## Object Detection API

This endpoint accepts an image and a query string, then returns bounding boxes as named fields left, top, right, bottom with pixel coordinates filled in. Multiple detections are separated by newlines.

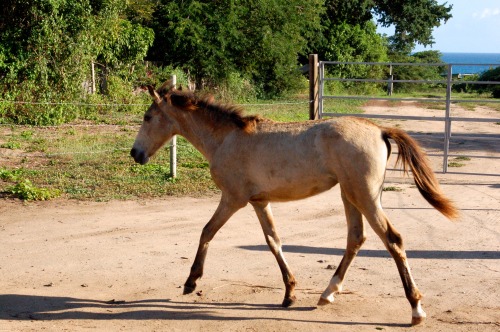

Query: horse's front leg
left=183, top=196, right=243, bottom=295
left=251, top=201, right=297, bottom=307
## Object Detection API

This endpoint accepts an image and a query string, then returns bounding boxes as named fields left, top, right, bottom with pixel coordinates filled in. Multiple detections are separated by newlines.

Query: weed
left=448, top=162, right=465, bottom=167
left=1, top=141, right=21, bottom=149
left=382, top=186, right=403, bottom=192
left=6, top=179, right=60, bottom=201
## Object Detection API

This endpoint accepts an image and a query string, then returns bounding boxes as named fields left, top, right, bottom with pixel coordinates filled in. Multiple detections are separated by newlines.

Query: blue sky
left=378, top=1, right=500, bottom=53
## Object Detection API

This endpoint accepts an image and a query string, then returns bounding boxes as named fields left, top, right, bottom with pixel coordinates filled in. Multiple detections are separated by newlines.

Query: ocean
left=441, top=52, right=500, bottom=75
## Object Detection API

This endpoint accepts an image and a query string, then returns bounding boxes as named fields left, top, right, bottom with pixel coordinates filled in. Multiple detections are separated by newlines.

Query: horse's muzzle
left=130, top=148, right=149, bottom=165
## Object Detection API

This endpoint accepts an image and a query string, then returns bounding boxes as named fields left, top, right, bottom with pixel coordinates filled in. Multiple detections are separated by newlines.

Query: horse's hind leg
left=362, top=204, right=426, bottom=326
left=318, top=188, right=366, bottom=305
left=251, top=201, right=297, bottom=307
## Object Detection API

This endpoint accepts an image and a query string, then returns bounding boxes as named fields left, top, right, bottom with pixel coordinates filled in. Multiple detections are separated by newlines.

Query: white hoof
left=317, top=293, right=334, bottom=306
left=411, top=303, right=427, bottom=325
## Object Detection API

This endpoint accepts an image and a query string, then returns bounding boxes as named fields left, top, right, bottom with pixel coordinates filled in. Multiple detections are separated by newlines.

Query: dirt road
left=1, top=103, right=499, bottom=331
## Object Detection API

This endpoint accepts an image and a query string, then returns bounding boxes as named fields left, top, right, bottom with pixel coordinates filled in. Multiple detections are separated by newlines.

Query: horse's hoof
left=282, top=296, right=296, bottom=308
left=183, top=284, right=196, bottom=295
left=411, top=315, right=425, bottom=326
left=411, top=302, right=426, bottom=325
left=317, top=297, right=332, bottom=306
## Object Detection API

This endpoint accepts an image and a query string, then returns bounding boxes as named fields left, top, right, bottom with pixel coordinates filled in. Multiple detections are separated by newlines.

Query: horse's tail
left=382, top=127, right=459, bottom=220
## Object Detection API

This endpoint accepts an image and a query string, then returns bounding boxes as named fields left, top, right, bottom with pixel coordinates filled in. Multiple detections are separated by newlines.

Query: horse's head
left=130, top=82, right=178, bottom=165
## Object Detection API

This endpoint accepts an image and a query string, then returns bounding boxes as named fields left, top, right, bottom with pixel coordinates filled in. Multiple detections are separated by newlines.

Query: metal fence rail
left=313, top=58, right=500, bottom=173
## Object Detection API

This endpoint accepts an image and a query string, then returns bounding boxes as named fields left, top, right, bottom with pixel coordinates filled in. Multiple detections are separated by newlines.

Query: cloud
left=473, top=8, right=500, bottom=19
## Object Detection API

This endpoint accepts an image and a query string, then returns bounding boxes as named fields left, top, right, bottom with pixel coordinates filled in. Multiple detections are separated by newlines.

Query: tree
left=374, top=0, right=452, bottom=52
left=388, top=50, right=445, bottom=92
left=309, top=0, right=453, bottom=60
left=147, top=0, right=323, bottom=96
left=0, top=0, right=154, bottom=124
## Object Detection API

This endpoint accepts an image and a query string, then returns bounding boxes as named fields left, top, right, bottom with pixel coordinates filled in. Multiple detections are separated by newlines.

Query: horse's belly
left=253, top=175, right=337, bottom=202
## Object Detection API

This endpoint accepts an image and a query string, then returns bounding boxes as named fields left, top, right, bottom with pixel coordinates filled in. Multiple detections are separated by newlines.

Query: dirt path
left=1, top=103, right=499, bottom=331
left=1, top=174, right=499, bottom=331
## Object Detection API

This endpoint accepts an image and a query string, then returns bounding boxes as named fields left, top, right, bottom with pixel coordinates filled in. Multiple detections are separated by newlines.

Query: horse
left=130, top=82, right=458, bottom=326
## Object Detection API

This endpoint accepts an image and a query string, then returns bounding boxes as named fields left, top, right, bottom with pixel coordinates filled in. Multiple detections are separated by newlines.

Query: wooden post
left=170, top=74, right=177, bottom=178
left=309, top=54, right=319, bottom=120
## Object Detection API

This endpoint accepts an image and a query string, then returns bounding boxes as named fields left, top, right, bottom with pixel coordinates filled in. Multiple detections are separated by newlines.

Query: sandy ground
left=1, top=103, right=499, bottom=331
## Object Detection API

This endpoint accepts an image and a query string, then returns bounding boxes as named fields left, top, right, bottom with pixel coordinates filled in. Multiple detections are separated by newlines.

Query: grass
left=382, top=186, right=403, bottom=192
left=0, top=91, right=495, bottom=202
left=2, top=96, right=363, bottom=201
left=447, top=156, right=471, bottom=168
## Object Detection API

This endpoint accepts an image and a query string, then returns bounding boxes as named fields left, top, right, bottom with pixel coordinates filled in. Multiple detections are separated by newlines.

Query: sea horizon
left=440, top=52, right=500, bottom=74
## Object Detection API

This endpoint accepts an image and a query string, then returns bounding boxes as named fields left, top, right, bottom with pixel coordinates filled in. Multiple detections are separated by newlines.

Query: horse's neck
left=175, top=112, right=231, bottom=163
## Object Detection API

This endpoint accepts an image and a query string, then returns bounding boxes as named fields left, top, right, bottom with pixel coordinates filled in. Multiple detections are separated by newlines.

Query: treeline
left=1, top=0, right=455, bottom=124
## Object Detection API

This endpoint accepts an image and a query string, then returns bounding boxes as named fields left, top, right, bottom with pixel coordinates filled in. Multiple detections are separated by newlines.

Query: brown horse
left=130, top=82, right=458, bottom=326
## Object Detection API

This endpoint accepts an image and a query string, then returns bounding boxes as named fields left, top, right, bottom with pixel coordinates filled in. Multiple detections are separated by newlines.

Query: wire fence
left=315, top=60, right=500, bottom=174
left=0, top=99, right=310, bottom=169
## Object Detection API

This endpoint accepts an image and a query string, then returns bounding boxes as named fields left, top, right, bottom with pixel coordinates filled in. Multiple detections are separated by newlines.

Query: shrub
left=6, top=179, right=61, bottom=201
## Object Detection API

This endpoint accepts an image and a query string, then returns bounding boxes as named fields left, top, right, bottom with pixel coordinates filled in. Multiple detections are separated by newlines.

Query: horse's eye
left=144, top=114, right=152, bottom=122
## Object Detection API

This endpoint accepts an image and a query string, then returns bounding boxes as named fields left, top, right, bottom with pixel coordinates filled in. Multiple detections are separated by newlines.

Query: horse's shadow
left=239, top=245, right=500, bottom=260
left=0, top=294, right=407, bottom=327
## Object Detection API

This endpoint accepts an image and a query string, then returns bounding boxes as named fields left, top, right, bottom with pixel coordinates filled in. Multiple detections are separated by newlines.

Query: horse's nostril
left=130, top=147, right=149, bottom=164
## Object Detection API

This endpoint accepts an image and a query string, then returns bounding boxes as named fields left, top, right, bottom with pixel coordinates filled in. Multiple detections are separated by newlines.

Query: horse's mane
left=165, top=89, right=263, bottom=133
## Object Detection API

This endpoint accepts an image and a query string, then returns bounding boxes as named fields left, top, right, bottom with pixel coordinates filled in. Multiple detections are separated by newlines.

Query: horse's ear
left=147, top=85, right=161, bottom=104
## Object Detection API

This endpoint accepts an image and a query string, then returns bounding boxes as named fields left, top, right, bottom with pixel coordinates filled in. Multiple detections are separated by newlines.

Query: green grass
left=2, top=96, right=346, bottom=201
left=382, top=186, right=403, bottom=192
left=1, top=92, right=495, bottom=202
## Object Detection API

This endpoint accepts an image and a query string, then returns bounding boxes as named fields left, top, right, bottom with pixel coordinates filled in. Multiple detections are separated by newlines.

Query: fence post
left=443, top=64, right=452, bottom=173
left=91, top=62, right=96, bottom=94
left=309, top=54, right=319, bottom=120
left=170, top=74, right=177, bottom=178
left=387, top=64, right=393, bottom=96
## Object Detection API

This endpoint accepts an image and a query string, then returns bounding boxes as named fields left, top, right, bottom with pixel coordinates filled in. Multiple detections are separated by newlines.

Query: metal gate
left=308, top=55, right=500, bottom=173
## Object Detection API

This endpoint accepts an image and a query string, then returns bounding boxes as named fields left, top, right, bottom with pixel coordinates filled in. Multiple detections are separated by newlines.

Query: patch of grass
left=447, top=162, right=465, bottom=168
left=0, top=141, right=21, bottom=149
left=382, top=186, right=403, bottom=192
left=453, top=156, right=471, bottom=161
left=6, top=179, right=60, bottom=201
left=5, top=92, right=465, bottom=201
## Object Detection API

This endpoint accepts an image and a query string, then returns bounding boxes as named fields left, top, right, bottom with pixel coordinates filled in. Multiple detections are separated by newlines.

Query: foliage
left=315, top=21, right=388, bottom=94
left=452, top=74, right=479, bottom=94
left=6, top=179, right=61, bottom=201
left=0, top=0, right=154, bottom=125
left=372, top=0, right=452, bottom=52
left=388, top=50, right=446, bottom=92
left=477, top=67, right=500, bottom=98
left=309, top=0, right=452, bottom=58
left=0, top=0, right=456, bottom=124
left=147, top=0, right=323, bottom=97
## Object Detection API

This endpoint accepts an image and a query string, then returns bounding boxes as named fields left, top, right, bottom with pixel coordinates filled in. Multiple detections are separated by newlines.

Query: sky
left=378, top=0, right=500, bottom=53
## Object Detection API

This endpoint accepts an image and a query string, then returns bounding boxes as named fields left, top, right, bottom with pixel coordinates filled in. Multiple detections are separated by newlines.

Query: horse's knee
left=386, top=224, right=403, bottom=247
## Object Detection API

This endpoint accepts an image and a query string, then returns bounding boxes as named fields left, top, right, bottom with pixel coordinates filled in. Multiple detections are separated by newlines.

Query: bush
left=6, top=179, right=60, bottom=201
left=479, top=67, right=500, bottom=98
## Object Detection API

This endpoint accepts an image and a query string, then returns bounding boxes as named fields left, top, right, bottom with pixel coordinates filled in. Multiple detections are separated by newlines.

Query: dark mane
left=167, top=90, right=262, bottom=132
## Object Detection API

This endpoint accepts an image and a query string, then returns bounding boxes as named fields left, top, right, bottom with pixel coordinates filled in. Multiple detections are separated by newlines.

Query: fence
left=308, top=54, right=500, bottom=174
left=0, top=74, right=309, bottom=179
